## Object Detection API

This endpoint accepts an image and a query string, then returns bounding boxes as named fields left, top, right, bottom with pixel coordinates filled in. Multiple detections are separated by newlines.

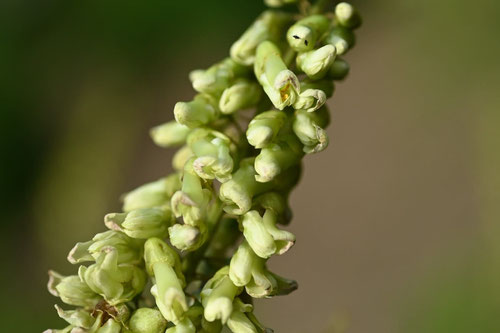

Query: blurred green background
left=1, top=0, right=500, bottom=331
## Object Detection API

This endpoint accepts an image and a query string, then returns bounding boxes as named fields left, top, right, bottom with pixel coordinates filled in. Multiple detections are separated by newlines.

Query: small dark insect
left=293, top=35, right=300, bottom=39
left=304, top=40, right=309, bottom=46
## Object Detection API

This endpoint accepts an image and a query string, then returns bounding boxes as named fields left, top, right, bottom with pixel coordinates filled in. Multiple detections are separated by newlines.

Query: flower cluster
left=46, top=1, right=361, bottom=332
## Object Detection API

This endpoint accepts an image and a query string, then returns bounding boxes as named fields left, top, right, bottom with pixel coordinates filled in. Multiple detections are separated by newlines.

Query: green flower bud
left=328, top=57, right=350, bottom=80
left=219, top=79, right=262, bottom=114
left=253, top=192, right=288, bottom=224
left=96, top=318, right=121, bottom=333
left=188, top=128, right=234, bottom=183
left=144, top=238, right=187, bottom=324
left=264, top=0, right=297, bottom=7
left=293, top=88, right=326, bottom=112
left=54, top=305, right=95, bottom=329
left=296, top=44, right=336, bottom=79
left=335, top=2, right=362, bottom=30
left=227, top=299, right=270, bottom=333
left=171, top=159, right=213, bottom=238
left=300, top=79, right=335, bottom=98
left=104, top=207, right=173, bottom=239
left=68, top=230, right=143, bottom=265
left=201, top=267, right=242, bottom=324
left=122, top=176, right=180, bottom=212
left=81, top=247, right=147, bottom=305
left=219, top=158, right=274, bottom=215
left=293, top=106, right=330, bottom=154
left=47, top=271, right=101, bottom=308
left=230, top=11, right=292, bottom=66
left=150, top=121, right=191, bottom=148
left=286, top=15, right=330, bottom=52
left=254, top=135, right=303, bottom=183
left=241, top=209, right=295, bottom=258
left=168, top=224, right=203, bottom=252
left=174, top=94, right=219, bottom=128
left=129, top=308, right=168, bottom=333
left=165, top=318, right=196, bottom=333
left=324, top=26, right=355, bottom=56
left=173, top=146, right=194, bottom=172
left=246, top=110, right=287, bottom=149
left=254, top=41, right=300, bottom=110
left=191, top=58, right=249, bottom=96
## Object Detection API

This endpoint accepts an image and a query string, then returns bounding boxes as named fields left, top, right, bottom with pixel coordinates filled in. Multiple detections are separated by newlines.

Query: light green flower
left=187, top=128, right=235, bottom=183
left=246, top=110, right=287, bottom=149
left=173, top=146, right=194, bottom=171
left=240, top=209, right=295, bottom=258
left=328, top=57, right=350, bottom=80
left=219, top=158, right=274, bottom=215
left=190, top=58, right=249, bottom=96
left=168, top=224, right=202, bottom=252
left=47, top=271, right=101, bottom=308
left=254, top=135, right=303, bottom=183
left=129, top=308, right=168, bottom=333
left=254, top=41, right=300, bottom=110
left=230, top=11, right=292, bottom=66
left=122, top=175, right=181, bottom=212
left=174, top=94, right=219, bottom=128
left=286, top=14, right=330, bottom=52
left=219, top=79, right=262, bottom=114
left=293, top=106, right=330, bottom=153
left=104, top=207, right=173, bottom=239
left=150, top=120, right=191, bottom=148
left=293, top=88, right=327, bottom=112
left=201, top=267, right=243, bottom=324
left=144, top=237, right=187, bottom=324
left=68, top=230, right=143, bottom=265
left=95, top=318, right=122, bottom=333
left=227, top=298, right=271, bottom=333
left=296, top=44, right=337, bottom=79
left=264, top=0, right=297, bottom=7
left=335, top=2, right=362, bottom=30
left=324, top=26, right=355, bottom=55
left=80, top=247, right=147, bottom=305
left=54, top=305, right=95, bottom=329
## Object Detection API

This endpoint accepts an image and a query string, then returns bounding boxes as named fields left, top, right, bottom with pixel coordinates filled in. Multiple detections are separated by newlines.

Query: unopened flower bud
left=47, top=271, right=101, bottom=308
left=219, top=80, right=262, bottom=114
left=335, top=2, right=362, bottom=30
left=96, top=318, right=121, bottom=333
left=144, top=238, right=187, bottom=324
left=104, top=207, right=173, bottom=239
left=165, top=317, right=196, bottom=333
left=219, top=158, right=274, bottom=215
left=254, top=41, right=300, bottom=110
left=254, top=136, right=303, bottom=183
left=293, top=106, right=330, bottom=154
left=286, top=15, right=330, bottom=52
left=173, top=146, right=194, bottom=171
left=129, top=308, right=168, bottom=333
left=174, top=94, right=219, bottom=128
left=246, top=110, right=287, bottom=149
left=150, top=121, right=191, bottom=148
left=168, top=224, right=203, bottom=252
left=122, top=176, right=179, bottom=212
left=324, top=26, right=355, bottom=55
left=328, top=57, right=350, bottom=80
left=201, top=267, right=242, bottom=324
left=296, top=44, right=336, bottom=79
left=191, top=58, right=249, bottom=96
left=231, top=11, right=292, bottom=65
left=227, top=299, right=271, bottom=333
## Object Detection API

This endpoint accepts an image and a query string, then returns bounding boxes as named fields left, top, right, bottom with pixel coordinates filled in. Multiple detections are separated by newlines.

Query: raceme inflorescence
left=46, top=1, right=361, bottom=332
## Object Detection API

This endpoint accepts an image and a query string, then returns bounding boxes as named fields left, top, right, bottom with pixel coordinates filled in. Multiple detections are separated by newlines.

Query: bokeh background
left=1, top=0, right=500, bottom=332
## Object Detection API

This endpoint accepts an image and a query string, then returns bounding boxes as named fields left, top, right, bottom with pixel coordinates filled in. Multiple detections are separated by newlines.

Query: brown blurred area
left=1, top=0, right=500, bottom=332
